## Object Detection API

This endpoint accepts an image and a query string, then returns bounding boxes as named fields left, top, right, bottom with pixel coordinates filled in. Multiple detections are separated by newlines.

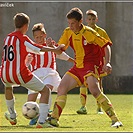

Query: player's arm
left=25, top=53, right=33, bottom=67
left=40, top=45, right=64, bottom=55
left=90, top=30, right=112, bottom=74
left=46, top=37, right=73, bottom=62
left=67, top=57, right=75, bottom=63
left=103, top=45, right=112, bottom=74
left=24, top=40, right=64, bottom=55
left=56, top=52, right=75, bottom=63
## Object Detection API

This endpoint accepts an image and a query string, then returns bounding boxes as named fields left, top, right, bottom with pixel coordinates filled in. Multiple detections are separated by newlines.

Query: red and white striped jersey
left=1, top=31, right=43, bottom=84
left=30, top=44, right=56, bottom=71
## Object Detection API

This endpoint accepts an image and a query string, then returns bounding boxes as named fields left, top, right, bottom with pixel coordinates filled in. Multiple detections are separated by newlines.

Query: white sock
left=38, top=103, right=49, bottom=123
left=6, top=99, right=16, bottom=119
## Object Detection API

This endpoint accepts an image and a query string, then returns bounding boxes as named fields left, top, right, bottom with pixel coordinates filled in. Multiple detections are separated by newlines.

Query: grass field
left=0, top=93, right=132, bottom=132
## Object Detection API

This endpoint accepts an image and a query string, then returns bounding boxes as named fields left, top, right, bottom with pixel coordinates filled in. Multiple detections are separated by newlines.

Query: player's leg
left=28, top=92, right=38, bottom=101
left=96, top=77, right=104, bottom=114
left=27, top=90, right=39, bottom=125
left=86, top=75, right=123, bottom=127
left=43, top=72, right=61, bottom=112
left=28, top=86, right=53, bottom=125
left=76, top=85, right=88, bottom=114
left=43, top=84, right=53, bottom=114
left=4, top=86, right=17, bottom=125
left=23, top=76, right=53, bottom=128
left=48, top=73, right=78, bottom=127
left=36, top=85, right=53, bottom=128
left=29, top=70, right=61, bottom=126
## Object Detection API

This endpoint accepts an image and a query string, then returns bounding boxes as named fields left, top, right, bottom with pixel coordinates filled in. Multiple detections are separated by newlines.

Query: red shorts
left=66, top=63, right=100, bottom=87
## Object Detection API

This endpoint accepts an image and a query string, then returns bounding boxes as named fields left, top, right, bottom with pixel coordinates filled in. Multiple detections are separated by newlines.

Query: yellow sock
left=51, top=95, right=67, bottom=120
left=96, top=92, right=119, bottom=122
left=80, top=86, right=88, bottom=107
left=97, top=79, right=103, bottom=109
left=97, top=86, right=103, bottom=109
left=97, top=101, right=101, bottom=109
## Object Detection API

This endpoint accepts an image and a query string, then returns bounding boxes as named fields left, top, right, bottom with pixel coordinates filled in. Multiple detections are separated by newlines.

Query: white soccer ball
left=22, top=101, right=39, bottom=119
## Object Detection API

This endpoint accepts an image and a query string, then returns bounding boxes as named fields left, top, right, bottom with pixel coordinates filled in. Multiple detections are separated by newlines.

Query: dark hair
left=32, top=23, right=46, bottom=34
left=66, top=7, right=83, bottom=21
left=13, top=13, right=30, bottom=28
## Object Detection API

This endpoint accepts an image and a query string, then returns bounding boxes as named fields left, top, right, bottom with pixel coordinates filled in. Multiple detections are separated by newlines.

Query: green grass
left=0, top=93, right=132, bottom=132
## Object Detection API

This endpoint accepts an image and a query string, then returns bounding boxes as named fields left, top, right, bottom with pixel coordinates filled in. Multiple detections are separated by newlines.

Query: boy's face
left=33, top=30, right=46, bottom=45
left=86, top=15, right=98, bottom=28
left=67, top=18, right=82, bottom=32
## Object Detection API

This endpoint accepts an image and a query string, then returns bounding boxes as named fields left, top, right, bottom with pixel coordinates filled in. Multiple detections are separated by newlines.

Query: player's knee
left=91, top=91, right=100, bottom=98
left=46, top=84, right=53, bottom=91
left=40, top=85, right=50, bottom=94
left=57, top=85, right=67, bottom=95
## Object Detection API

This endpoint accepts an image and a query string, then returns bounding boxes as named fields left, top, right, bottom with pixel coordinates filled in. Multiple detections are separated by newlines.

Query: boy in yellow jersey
left=77, top=9, right=111, bottom=115
left=47, top=7, right=123, bottom=128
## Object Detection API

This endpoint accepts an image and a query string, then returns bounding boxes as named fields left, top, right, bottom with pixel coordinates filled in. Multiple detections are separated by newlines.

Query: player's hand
left=25, top=53, right=33, bottom=67
left=55, top=44, right=65, bottom=55
left=102, top=63, right=112, bottom=74
left=46, top=37, right=56, bottom=47
left=57, top=44, right=65, bottom=51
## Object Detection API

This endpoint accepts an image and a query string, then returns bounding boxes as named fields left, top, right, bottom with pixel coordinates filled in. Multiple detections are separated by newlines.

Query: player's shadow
left=0, top=125, right=36, bottom=128
left=0, top=125, right=73, bottom=130
left=59, top=126, right=73, bottom=128
left=62, top=113, right=97, bottom=116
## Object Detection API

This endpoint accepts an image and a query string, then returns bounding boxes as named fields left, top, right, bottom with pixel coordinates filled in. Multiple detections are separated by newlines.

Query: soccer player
left=47, top=7, right=123, bottom=128
left=1, top=13, right=63, bottom=128
left=76, top=9, right=111, bottom=115
left=25, top=23, right=74, bottom=126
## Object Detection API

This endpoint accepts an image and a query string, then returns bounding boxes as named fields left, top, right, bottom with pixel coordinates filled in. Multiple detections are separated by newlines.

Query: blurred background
left=0, top=2, right=133, bottom=94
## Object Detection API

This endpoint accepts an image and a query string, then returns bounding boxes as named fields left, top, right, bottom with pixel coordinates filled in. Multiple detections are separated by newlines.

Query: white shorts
left=2, top=73, right=45, bottom=92
left=28, top=68, right=61, bottom=95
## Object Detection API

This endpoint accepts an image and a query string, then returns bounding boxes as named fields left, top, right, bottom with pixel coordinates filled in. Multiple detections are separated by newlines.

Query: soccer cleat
left=47, top=117, right=59, bottom=127
left=76, top=106, right=87, bottom=114
left=48, top=110, right=52, bottom=117
left=48, top=109, right=52, bottom=113
left=29, top=114, right=39, bottom=125
left=97, top=107, right=104, bottom=114
left=111, top=121, right=123, bottom=128
left=5, top=112, right=17, bottom=125
left=48, top=112, right=52, bottom=117
left=36, top=121, right=54, bottom=128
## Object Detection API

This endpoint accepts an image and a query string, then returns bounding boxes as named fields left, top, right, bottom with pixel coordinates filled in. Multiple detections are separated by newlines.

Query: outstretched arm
left=40, top=45, right=64, bottom=55
left=56, top=52, right=75, bottom=63
left=103, top=45, right=112, bottom=74
left=24, top=40, right=64, bottom=55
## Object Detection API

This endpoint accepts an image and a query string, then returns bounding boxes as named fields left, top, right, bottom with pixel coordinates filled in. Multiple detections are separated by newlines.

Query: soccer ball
left=22, top=101, right=39, bottom=119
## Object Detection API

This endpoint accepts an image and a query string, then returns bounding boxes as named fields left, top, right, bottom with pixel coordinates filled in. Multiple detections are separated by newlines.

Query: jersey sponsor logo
left=74, top=39, right=80, bottom=41
left=84, top=40, right=87, bottom=45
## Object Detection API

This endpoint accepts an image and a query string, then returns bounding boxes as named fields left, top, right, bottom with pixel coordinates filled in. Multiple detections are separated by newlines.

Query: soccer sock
left=48, top=92, right=52, bottom=111
left=97, top=86, right=103, bottom=109
left=51, top=95, right=67, bottom=120
left=6, top=98, right=16, bottom=119
left=38, top=103, right=49, bottom=123
left=80, top=86, right=87, bottom=107
left=96, top=92, right=119, bottom=122
left=97, top=101, right=101, bottom=109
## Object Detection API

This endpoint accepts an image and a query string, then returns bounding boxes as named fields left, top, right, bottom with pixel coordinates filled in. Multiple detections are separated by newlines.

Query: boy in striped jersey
left=1, top=13, right=63, bottom=128
left=25, top=23, right=74, bottom=126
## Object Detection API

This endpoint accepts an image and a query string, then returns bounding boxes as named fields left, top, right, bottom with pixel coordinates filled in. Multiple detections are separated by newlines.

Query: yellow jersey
left=94, top=25, right=111, bottom=41
left=58, top=24, right=112, bottom=68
